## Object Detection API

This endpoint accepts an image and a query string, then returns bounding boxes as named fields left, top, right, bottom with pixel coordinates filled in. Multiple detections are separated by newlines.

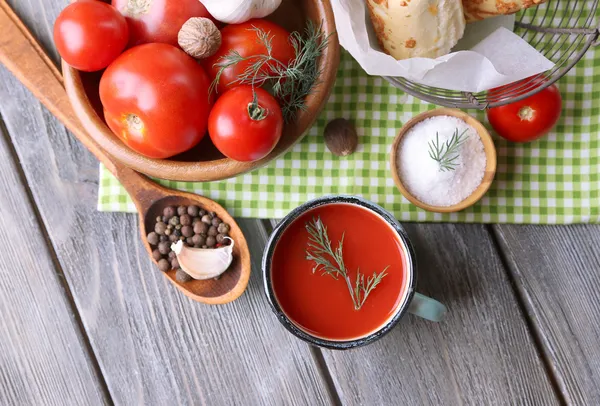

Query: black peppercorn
left=217, top=223, right=230, bottom=234
left=185, top=237, right=194, bottom=246
left=199, top=209, right=207, bottom=217
left=181, top=225, right=193, bottom=237
left=175, top=269, right=192, bottom=283
left=152, top=249, right=162, bottom=261
left=177, top=206, right=187, bottom=216
left=216, top=234, right=225, bottom=244
left=163, top=206, right=176, bottom=220
left=169, top=234, right=178, bottom=242
left=147, top=232, right=159, bottom=245
left=173, top=229, right=181, bottom=238
left=201, top=214, right=212, bottom=225
left=158, top=258, right=170, bottom=272
left=155, top=222, right=167, bottom=235
left=194, top=222, right=209, bottom=235
left=160, top=235, right=168, bottom=242
left=206, top=236, right=216, bottom=247
left=158, top=241, right=170, bottom=255
left=169, top=216, right=180, bottom=226
left=171, top=257, right=180, bottom=270
left=156, top=216, right=162, bottom=223
left=192, top=234, right=206, bottom=246
left=211, top=217, right=222, bottom=227
left=168, top=251, right=176, bottom=260
left=210, top=212, right=216, bottom=218
left=208, top=226, right=218, bottom=237
left=187, top=205, right=200, bottom=217
left=180, top=214, right=191, bottom=226
left=192, top=217, right=202, bottom=224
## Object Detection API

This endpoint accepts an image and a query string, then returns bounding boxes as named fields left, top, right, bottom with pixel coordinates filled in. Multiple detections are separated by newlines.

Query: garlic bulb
left=171, top=238, right=234, bottom=280
left=200, top=0, right=282, bottom=24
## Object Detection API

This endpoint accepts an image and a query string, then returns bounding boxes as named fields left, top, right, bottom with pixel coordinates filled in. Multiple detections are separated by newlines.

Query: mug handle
left=408, top=293, right=447, bottom=322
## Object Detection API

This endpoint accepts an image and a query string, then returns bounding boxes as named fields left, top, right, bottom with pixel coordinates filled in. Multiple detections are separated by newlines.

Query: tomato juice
left=271, top=203, right=409, bottom=341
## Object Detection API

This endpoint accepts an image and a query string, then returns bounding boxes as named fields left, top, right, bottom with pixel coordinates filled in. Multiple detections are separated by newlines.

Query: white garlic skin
left=200, top=0, right=283, bottom=24
left=171, top=238, right=234, bottom=280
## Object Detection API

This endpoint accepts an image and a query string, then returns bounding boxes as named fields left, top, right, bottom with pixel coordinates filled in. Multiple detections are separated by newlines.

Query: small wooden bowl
left=390, top=108, right=497, bottom=213
left=63, top=0, right=340, bottom=182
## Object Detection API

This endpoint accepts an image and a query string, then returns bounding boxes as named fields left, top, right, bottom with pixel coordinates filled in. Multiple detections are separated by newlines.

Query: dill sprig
left=305, top=217, right=389, bottom=311
left=210, top=22, right=330, bottom=122
left=427, top=128, right=469, bottom=172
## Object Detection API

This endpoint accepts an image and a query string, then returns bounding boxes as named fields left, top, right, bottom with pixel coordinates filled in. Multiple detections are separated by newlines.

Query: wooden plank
left=0, top=119, right=108, bottom=405
left=319, top=224, right=560, bottom=405
left=494, top=224, right=600, bottom=405
left=0, top=1, right=333, bottom=403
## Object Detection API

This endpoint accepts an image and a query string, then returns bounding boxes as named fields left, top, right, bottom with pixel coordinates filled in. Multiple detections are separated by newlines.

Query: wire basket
left=384, top=0, right=600, bottom=110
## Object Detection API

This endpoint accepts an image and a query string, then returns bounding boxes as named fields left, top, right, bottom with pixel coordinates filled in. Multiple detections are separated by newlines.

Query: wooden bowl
left=390, top=108, right=497, bottom=213
left=63, top=0, right=340, bottom=182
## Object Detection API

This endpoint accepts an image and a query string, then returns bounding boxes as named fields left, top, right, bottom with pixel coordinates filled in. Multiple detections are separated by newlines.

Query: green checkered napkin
left=98, top=44, right=600, bottom=224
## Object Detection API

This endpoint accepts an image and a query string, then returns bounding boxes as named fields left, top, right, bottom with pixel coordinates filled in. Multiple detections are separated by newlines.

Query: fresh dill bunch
left=210, top=21, right=330, bottom=122
left=428, top=128, right=469, bottom=172
left=305, top=217, right=388, bottom=311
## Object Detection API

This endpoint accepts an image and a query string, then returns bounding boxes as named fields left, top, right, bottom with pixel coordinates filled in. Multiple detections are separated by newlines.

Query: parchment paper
left=331, top=0, right=555, bottom=92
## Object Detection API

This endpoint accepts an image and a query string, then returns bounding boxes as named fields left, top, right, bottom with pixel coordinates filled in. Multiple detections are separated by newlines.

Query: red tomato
left=112, top=0, right=213, bottom=47
left=487, top=84, right=563, bottom=143
left=53, top=0, right=128, bottom=72
left=204, top=20, right=295, bottom=94
left=208, top=86, right=283, bottom=162
left=99, top=43, right=213, bottom=159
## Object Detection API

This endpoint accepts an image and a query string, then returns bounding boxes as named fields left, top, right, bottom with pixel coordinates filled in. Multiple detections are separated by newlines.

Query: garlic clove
left=199, top=0, right=283, bottom=25
left=171, top=238, right=234, bottom=280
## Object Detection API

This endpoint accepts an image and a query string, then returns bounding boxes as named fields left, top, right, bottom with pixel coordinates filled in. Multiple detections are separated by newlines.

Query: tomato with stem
left=208, top=86, right=284, bottom=162
left=203, top=19, right=295, bottom=94
left=487, top=84, right=562, bottom=143
left=99, top=43, right=213, bottom=159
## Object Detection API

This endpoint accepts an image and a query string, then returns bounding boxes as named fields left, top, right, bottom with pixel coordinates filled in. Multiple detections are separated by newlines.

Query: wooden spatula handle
left=0, top=0, right=169, bottom=208
left=0, top=0, right=117, bottom=170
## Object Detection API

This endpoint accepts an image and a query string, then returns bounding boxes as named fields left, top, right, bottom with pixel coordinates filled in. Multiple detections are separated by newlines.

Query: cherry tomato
left=487, top=84, right=562, bottom=143
left=99, top=43, right=213, bottom=159
left=112, top=0, right=213, bottom=47
left=204, top=19, right=295, bottom=94
left=53, top=0, right=128, bottom=72
left=208, top=86, right=283, bottom=162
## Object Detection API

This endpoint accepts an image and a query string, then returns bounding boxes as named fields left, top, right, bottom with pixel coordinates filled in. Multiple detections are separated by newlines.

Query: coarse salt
left=396, top=116, right=486, bottom=207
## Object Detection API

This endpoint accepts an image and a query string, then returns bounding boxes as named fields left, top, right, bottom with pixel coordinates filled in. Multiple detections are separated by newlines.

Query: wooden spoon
left=0, top=0, right=251, bottom=305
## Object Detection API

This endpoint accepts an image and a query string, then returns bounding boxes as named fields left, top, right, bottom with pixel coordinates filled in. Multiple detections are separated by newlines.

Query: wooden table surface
left=1, top=1, right=599, bottom=405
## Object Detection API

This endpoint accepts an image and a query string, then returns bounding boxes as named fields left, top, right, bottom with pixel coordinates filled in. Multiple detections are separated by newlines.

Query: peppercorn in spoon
left=0, top=0, right=251, bottom=304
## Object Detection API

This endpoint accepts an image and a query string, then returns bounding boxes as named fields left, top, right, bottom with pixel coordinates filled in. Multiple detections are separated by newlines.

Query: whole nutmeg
left=324, top=118, right=358, bottom=156
left=178, top=17, right=222, bottom=60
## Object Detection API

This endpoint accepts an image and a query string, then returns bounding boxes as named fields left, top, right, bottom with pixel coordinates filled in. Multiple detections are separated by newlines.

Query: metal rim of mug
left=261, top=195, right=417, bottom=350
